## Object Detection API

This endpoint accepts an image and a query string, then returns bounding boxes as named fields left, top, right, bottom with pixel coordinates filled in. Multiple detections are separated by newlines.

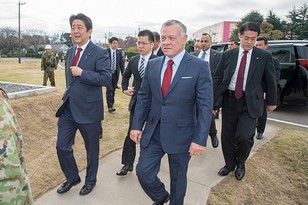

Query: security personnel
left=41, top=45, right=57, bottom=86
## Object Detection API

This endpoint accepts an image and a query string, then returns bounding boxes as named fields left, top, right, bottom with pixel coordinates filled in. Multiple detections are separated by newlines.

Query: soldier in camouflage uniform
left=41, top=45, right=57, bottom=86
left=0, top=88, right=33, bottom=204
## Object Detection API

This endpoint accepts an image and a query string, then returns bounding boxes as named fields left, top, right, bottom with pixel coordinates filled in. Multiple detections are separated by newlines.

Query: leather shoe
left=57, top=177, right=81, bottom=194
left=235, top=163, right=245, bottom=180
left=256, top=133, right=263, bottom=140
left=79, top=184, right=96, bottom=196
left=108, top=107, right=116, bottom=113
left=116, top=165, right=133, bottom=176
left=152, top=191, right=170, bottom=205
left=211, top=135, right=219, bottom=148
left=218, top=166, right=233, bottom=176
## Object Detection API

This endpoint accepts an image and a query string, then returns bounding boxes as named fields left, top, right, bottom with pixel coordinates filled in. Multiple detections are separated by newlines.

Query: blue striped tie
left=111, top=51, right=116, bottom=73
left=138, top=57, right=145, bottom=78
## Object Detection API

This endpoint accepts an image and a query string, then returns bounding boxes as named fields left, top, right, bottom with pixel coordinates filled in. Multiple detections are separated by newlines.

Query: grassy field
left=1, top=59, right=307, bottom=204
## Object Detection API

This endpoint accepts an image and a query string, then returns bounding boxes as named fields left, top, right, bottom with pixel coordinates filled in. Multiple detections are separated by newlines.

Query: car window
left=296, top=45, right=308, bottom=59
left=267, top=45, right=294, bottom=63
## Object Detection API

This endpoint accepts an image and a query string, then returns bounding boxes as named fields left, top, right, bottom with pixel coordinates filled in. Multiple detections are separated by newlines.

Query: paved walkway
left=34, top=121, right=282, bottom=205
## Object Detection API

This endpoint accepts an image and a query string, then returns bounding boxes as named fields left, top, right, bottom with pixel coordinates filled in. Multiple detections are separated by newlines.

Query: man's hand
left=130, top=130, right=142, bottom=144
left=70, top=66, right=83, bottom=77
left=123, top=87, right=135, bottom=96
left=267, top=105, right=277, bottom=112
left=189, top=142, right=205, bottom=157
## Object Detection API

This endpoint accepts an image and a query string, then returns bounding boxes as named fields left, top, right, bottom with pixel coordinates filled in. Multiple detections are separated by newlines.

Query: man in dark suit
left=55, top=13, right=111, bottom=195
left=191, top=32, right=222, bottom=148
left=130, top=20, right=213, bottom=205
left=106, top=37, right=124, bottom=113
left=116, top=30, right=157, bottom=176
left=255, top=36, right=281, bottom=140
left=213, top=22, right=277, bottom=181
left=99, top=37, right=124, bottom=138
left=152, top=31, right=164, bottom=56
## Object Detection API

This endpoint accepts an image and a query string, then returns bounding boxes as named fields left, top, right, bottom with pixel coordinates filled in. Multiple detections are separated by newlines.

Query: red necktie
left=71, top=47, right=83, bottom=66
left=162, top=60, right=174, bottom=98
left=235, top=51, right=248, bottom=99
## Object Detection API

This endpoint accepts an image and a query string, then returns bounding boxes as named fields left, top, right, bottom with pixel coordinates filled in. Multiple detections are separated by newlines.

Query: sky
left=0, top=0, right=306, bottom=43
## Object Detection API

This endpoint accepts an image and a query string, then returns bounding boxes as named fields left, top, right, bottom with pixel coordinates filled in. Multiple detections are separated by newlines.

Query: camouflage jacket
left=41, top=52, right=56, bottom=71
left=0, top=89, right=33, bottom=204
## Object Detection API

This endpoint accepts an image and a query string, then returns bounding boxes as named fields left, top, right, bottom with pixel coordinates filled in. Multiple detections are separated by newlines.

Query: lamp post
left=18, top=0, right=26, bottom=64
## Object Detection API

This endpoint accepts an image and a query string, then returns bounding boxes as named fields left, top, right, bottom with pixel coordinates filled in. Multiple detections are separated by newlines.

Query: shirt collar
left=164, top=49, right=185, bottom=67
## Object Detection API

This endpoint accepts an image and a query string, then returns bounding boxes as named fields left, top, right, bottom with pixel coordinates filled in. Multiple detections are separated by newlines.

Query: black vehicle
left=211, top=40, right=308, bottom=106
left=267, top=40, right=308, bottom=106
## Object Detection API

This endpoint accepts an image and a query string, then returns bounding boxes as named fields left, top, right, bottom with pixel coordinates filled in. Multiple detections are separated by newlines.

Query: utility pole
left=18, top=0, right=26, bottom=64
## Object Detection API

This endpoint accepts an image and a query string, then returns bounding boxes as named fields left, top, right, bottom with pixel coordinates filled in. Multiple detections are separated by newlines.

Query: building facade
left=192, top=21, right=237, bottom=43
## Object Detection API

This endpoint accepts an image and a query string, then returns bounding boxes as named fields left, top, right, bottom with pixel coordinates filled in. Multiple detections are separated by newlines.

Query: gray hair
left=161, top=19, right=187, bottom=38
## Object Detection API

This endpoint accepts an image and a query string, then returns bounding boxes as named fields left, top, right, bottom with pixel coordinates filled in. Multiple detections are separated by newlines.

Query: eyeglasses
left=136, top=42, right=151, bottom=46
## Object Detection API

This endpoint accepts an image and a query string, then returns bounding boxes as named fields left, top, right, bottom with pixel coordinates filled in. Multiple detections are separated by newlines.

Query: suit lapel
left=166, top=52, right=191, bottom=97
left=78, top=41, right=93, bottom=69
left=246, top=48, right=260, bottom=84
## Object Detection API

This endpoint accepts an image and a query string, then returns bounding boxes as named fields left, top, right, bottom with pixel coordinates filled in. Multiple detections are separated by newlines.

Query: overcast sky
left=0, top=0, right=306, bottom=42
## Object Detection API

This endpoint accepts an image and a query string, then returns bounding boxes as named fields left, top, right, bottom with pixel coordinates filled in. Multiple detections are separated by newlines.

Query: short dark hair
left=257, top=36, right=268, bottom=45
left=201, top=33, right=212, bottom=41
left=109, top=37, right=119, bottom=44
left=239, top=21, right=260, bottom=36
left=229, top=39, right=238, bottom=45
left=152, top=31, right=160, bottom=41
left=69, top=13, right=92, bottom=31
left=138, top=29, right=155, bottom=43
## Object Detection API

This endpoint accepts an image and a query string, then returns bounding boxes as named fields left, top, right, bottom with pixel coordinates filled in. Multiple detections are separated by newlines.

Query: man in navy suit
left=213, top=22, right=277, bottom=181
left=152, top=31, right=164, bottom=56
left=106, top=37, right=124, bottom=113
left=116, top=30, right=157, bottom=176
left=55, top=13, right=111, bottom=196
left=130, top=20, right=213, bottom=205
left=191, top=32, right=222, bottom=148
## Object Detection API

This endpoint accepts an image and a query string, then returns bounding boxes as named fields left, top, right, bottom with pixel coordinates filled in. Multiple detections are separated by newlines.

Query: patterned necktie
left=201, top=51, right=206, bottom=60
left=162, top=60, right=174, bottom=98
left=71, top=47, right=83, bottom=66
left=138, top=57, right=145, bottom=78
left=235, top=51, right=248, bottom=99
left=111, top=51, right=116, bottom=73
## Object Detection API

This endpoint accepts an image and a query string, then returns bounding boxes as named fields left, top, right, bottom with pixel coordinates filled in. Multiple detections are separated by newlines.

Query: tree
left=22, top=29, right=50, bottom=52
left=286, top=3, right=308, bottom=39
left=266, top=10, right=288, bottom=38
left=260, top=22, right=283, bottom=40
left=230, top=10, right=264, bottom=41
left=0, top=27, right=18, bottom=56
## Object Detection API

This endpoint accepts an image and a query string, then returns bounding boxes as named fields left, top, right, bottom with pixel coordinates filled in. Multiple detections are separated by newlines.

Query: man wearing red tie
left=130, top=20, right=213, bottom=205
left=55, top=13, right=111, bottom=196
left=213, top=22, right=277, bottom=181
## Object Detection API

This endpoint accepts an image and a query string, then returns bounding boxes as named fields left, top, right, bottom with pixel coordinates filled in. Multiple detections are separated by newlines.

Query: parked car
left=211, top=40, right=308, bottom=106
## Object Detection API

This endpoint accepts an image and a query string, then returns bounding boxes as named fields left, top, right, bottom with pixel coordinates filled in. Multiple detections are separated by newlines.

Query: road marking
left=268, top=118, right=308, bottom=129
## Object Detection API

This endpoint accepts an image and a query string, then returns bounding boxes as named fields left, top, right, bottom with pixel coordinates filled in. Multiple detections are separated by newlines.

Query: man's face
left=228, top=41, right=238, bottom=49
left=137, top=36, right=153, bottom=56
left=200, top=34, right=212, bottom=51
left=45, top=49, right=52, bottom=53
left=110, top=40, right=119, bottom=50
left=238, top=30, right=258, bottom=51
left=153, top=38, right=160, bottom=51
left=161, top=24, right=187, bottom=58
left=194, top=42, right=201, bottom=52
left=71, top=19, right=92, bottom=47
left=255, top=40, right=268, bottom=50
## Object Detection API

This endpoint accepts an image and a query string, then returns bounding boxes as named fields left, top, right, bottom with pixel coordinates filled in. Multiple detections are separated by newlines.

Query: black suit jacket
left=156, top=47, right=164, bottom=56
left=213, top=47, right=277, bottom=118
left=107, top=48, right=124, bottom=80
left=122, top=54, right=157, bottom=111
left=191, top=49, right=222, bottom=76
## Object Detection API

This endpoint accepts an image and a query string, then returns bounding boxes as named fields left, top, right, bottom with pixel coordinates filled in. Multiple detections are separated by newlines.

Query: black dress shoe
left=256, top=133, right=263, bottom=140
left=235, top=163, right=245, bottom=180
left=79, top=184, right=96, bottom=196
left=116, top=165, right=133, bottom=176
left=57, top=178, right=81, bottom=194
left=211, top=135, right=219, bottom=148
left=153, top=191, right=170, bottom=205
left=218, top=166, right=233, bottom=176
left=108, top=107, right=116, bottom=113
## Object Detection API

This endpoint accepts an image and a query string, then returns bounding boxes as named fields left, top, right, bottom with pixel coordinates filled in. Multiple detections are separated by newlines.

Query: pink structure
left=192, top=21, right=237, bottom=43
